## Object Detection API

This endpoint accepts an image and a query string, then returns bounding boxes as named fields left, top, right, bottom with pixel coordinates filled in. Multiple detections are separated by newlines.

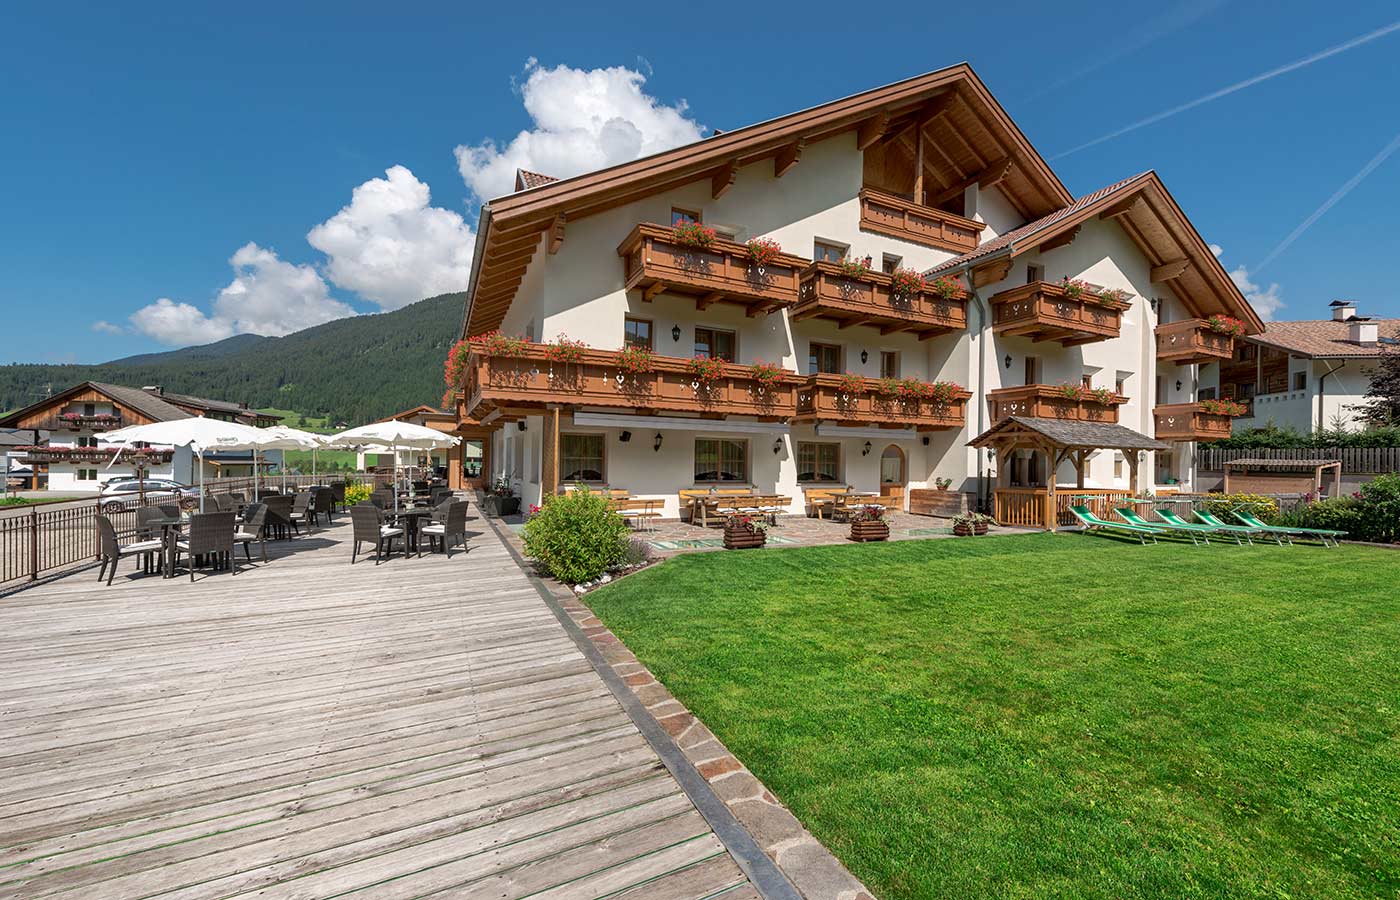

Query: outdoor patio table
left=385, top=507, right=433, bottom=554
left=145, top=515, right=183, bottom=579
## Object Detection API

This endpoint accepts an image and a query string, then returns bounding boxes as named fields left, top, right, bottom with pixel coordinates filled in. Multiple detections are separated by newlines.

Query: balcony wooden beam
left=774, top=140, right=804, bottom=178
left=696, top=291, right=723, bottom=311
left=929, top=156, right=1011, bottom=206
left=838, top=315, right=873, bottom=330
left=1098, top=194, right=1143, bottom=221
left=1037, top=225, right=1080, bottom=254
left=710, top=161, right=738, bottom=199
left=856, top=112, right=889, bottom=150
left=642, top=282, right=665, bottom=302
left=971, top=258, right=1013, bottom=288
left=547, top=213, right=565, bottom=255
left=1151, top=257, right=1189, bottom=282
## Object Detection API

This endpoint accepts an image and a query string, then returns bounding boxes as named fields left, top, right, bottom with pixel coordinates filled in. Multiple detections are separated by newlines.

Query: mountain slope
left=1, top=293, right=462, bottom=424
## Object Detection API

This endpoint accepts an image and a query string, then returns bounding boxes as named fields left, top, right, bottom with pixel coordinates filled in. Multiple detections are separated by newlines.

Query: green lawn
left=584, top=534, right=1400, bottom=899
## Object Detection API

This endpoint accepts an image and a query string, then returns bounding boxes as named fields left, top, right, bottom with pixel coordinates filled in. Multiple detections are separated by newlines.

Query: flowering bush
left=836, top=372, right=866, bottom=395
left=1087, top=387, right=1121, bottom=406
left=876, top=376, right=901, bottom=398
left=1059, top=277, right=1090, bottom=300
left=1058, top=383, right=1085, bottom=401
left=749, top=360, right=784, bottom=389
left=1200, top=398, right=1248, bottom=416
left=523, top=488, right=629, bottom=584
left=890, top=267, right=926, bottom=298
left=615, top=345, right=655, bottom=375
left=1207, top=315, right=1246, bottom=337
left=745, top=237, right=783, bottom=267
left=928, top=274, right=964, bottom=299
left=838, top=256, right=873, bottom=281
left=544, top=334, right=588, bottom=365
left=687, top=355, right=726, bottom=385
left=672, top=220, right=717, bottom=249
left=471, top=330, right=527, bottom=357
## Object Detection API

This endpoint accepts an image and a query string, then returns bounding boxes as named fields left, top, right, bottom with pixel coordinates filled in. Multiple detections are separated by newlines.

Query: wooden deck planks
left=0, top=516, right=754, bottom=900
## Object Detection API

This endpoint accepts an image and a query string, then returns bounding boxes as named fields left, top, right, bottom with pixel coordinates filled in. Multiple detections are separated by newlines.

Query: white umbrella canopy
left=96, top=417, right=278, bottom=511
left=327, top=421, right=459, bottom=510
left=256, top=425, right=326, bottom=493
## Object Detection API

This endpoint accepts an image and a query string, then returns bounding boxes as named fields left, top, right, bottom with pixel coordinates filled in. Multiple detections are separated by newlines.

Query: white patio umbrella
left=327, top=421, right=459, bottom=511
left=257, top=426, right=325, bottom=494
left=96, top=417, right=277, bottom=511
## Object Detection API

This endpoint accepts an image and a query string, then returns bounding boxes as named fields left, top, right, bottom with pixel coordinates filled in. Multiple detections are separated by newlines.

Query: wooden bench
left=678, top=488, right=753, bottom=527
left=803, top=486, right=850, bottom=519
left=608, top=497, right=663, bottom=531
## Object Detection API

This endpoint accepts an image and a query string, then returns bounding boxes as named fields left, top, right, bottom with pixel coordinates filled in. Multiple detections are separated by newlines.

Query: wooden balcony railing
left=461, top=344, right=798, bottom=421
left=618, top=223, right=806, bottom=315
left=988, top=384, right=1126, bottom=423
left=1155, top=319, right=1235, bottom=365
left=792, top=374, right=971, bottom=432
left=858, top=188, right=985, bottom=253
left=18, top=446, right=174, bottom=464
left=1153, top=402, right=1235, bottom=442
left=989, top=280, right=1129, bottom=347
left=792, top=262, right=966, bottom=339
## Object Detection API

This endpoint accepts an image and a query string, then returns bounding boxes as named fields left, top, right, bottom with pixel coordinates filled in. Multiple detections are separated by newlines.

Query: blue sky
left=3, top=0, right=1398, bottom=365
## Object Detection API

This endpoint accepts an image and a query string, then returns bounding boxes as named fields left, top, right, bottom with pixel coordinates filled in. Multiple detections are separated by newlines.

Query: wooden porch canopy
left=968, top=416, right=1168, bottom=529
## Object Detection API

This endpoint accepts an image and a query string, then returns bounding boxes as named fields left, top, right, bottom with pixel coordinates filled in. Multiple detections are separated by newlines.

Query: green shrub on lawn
left=523, top=487, right=628, bottom=584
left=1284, top=473, right=1400, bottom=543
left=1279, top=496, right=1362, bottom=536
left=344, top=482, right=373, bottom=505
left=1202, top=492, right=1279, bottom=523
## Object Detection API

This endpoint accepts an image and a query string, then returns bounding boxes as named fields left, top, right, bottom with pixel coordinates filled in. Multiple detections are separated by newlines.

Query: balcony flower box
left=794, top=261, right=966, bottom=338
left=618, top=223, right=807, bottom=315
left=1155, top=318, right=1235, bottom=365
left=794, top=374, right=971, bottom=432
left=989, top=280, right=1129, bottom=347
left=723, top=515, right=767, bottom=550
left=858, top=188, right=986, bottom=253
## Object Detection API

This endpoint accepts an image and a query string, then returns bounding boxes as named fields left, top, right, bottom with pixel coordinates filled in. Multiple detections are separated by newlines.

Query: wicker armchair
left=235, top=503, right=269, bottom=563
left=420, top=501, right=470, bottom=558
left=95, top=514, right=165, bottom=585
left=212, top=493, right=238, bottom=513
left=262, top=495, right=294, bottom=540
left=174, top=511, right=238, bottom=581
left=330, top=481, right=347, bottom=513
left=429, top=486, right=453, bottom=508
left=313, top=486, right=334, bottom=523
left=350, top=503, right=404, bottom=565
left=369, top=489, right=393, bottom=510
left=288, top=491, right=314, bottom=536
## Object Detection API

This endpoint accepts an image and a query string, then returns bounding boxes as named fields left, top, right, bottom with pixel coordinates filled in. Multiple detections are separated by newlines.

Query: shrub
left=1202, top=493, right=1279, bottom=523
left=344, top=482, right=373, bottom=505
left=1280, top=496, right=1362, bottom=536
left=1353, top=473, right=1400, bottom=543
left=523, top=487, right=629, bottom=584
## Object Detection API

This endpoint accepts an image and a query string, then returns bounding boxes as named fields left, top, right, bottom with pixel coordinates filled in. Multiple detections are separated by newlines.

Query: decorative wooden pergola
left=1223, top=458, right=1342, bottom=497
left=968, top=416, right=1169, bottom=530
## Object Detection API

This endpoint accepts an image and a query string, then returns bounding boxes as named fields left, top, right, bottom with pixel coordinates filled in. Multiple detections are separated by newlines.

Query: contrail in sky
left=1254, top=130, right=1400, bottom=273
left=1049, top=20, right=1400, bottom=160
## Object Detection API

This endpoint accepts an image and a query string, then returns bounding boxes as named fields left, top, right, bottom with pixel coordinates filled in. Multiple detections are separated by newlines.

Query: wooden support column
left=913, top=126, right=925, bottom=206
left=540, top=406, right=561, bottom=499
left=1127, top=451, right=1140, bottom=495
left=1042, top=445, right=1057, bottom=531
left=447, top=442, right=463, bottom=490
left=1075, top=449, right=1086, bottom=489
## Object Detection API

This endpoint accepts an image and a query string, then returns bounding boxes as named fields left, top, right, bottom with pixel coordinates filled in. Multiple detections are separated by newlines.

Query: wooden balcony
left=1153, top=402, right=1235, bottom=442
left=989, top=280, right=1130, bottom=347
left=19, top=446, right=173, bottom=464
left=988, top=384, right=1126, bottom=424
left=618, top=223, right=806, bottom=316
left=792, top=374, right=971, bottom=432
left=461, top=344, right=798, bottom=422
left=791, top=262, right=966, bottom=339
left=1155, top=318, right=1235, bottom=365
left=858, top=188, right=985, bottom=253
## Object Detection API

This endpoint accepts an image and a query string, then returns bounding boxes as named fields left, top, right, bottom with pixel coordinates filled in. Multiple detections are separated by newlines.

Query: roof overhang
left=968, top=416, right=1169, bottom=452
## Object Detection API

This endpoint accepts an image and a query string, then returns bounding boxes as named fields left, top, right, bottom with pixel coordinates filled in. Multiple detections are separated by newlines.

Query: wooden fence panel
left=1199, top=446, right=1400, bottom=474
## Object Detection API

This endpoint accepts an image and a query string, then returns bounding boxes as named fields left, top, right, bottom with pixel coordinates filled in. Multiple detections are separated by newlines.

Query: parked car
left=98, top=478, right=200, bottom=513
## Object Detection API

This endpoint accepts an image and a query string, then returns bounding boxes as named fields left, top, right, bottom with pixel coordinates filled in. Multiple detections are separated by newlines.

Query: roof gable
left=968, top=416, right=1168, bottom=451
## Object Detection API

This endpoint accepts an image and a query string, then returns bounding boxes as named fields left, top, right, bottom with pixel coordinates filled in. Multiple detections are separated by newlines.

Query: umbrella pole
left=394, top=445, right=400, bottom=513
left=198, top=450, right=205, bottom=512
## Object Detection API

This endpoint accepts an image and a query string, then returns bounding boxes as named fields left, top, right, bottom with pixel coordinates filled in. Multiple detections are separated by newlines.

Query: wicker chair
left=429, top=486, right=453, bottom=508
left=370, top=489, right=393, bottom=510
left=262, top=495, right=294, bottom=540
left=288, top=491, right=314, bottom=536
left=134, top=506, right=173, bottom=575
left=313, top=486, right=334, bottom=523
left=235, top=503, right=269, bottom=563
left=212, top=493, right=237, bottom=513
left=95, top=514, right=165, bottom=585
left=330, top=481, right=347, bottom=513
left=350, top=503, right=404, bottom=565
left=420, top=500, right=469, bottom=558
left=174, top=511, right=238, bottom=581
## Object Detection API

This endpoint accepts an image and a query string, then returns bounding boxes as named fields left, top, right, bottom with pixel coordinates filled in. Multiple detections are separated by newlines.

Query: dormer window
left=671, top=207, right=702, bottom=226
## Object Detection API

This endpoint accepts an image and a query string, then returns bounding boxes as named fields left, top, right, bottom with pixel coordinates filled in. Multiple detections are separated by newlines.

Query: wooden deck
left=0, top=515, right=760, bottom=899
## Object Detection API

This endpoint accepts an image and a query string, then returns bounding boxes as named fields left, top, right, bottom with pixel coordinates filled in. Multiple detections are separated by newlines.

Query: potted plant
left=889, top=267, right=925, bottom=300
left=745, top=237, right=782, bottom=269
left=1200, top=398, right=1248, bottom=416
left=471, top=330, right=528, bottom=358
left=928, top=274, right=964, bottom=299
left=723, top=513, right=768, bottom=549
left=838, top=256, right=873, bottom=281
left=1059, top=277, right=1090, bottom=300
left=836, top=371, right=866, bottom=396
left=544, top=334, right=588, bottom=366
left=749, top=360, right=784, bottom=390
left=481, top=473, right=520, bottom=517
left=687, top=355, right=726, bottom=388
left=849, top=504, right=890, bottom=542
left=935, top=477, right=953, bottom=491
left=1093, top=287, right=1131, bottom=306
left=1087, top=387, right=1121, bottom=406
left=672, top=220, right=717, bottom=249
left=952, top=512, right=991, bottom=536
left=1206, top=315, right=1246, bottom=337
left=1058, top=383, right=1085, bottom=401
left=615, top=344, right=655, bottom=376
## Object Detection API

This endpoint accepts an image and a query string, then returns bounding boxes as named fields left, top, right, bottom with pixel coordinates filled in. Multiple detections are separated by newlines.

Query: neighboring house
left=453, top=64, right=1262, bottom=519
left=1219, top=300, right=1397, bottom=433
left=1, top=428, right=49, bottom=490
left=355, top=405, right=488, bottom=489
left=0, top=383, right=282, bottom=492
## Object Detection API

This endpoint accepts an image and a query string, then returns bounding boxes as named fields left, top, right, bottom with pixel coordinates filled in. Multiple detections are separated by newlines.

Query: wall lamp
left=1175, top=380, right=1183, bottom=391
left=653, top=432, right=663, bottom=452
left=619, top=430, right=632, bottom=443
left=862, top=441, right=872, bottom=456
left=1004, top=354, right=1013, bottom=369
left=671, top=325, right=682, bottom=342
left=860, top=350, right=869, bottom=364
left=516, top=420, right=527, bottom=432
left=773, top=438, right=783, bottom=455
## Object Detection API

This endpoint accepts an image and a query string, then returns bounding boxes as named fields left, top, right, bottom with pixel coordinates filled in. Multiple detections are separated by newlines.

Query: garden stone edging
left=485, top=514, right=876, bottom=900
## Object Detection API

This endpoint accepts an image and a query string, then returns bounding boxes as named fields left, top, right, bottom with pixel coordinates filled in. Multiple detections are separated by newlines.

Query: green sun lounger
left=1068, top=505, right=1160, bottom=544
left=1231, top=510, right=1344, bottom=547
left=1154, top=508, right=1248, bottom=545
left=1115, top=507, right=1210, bottom=545
left=1192, top=510, right=1286, bottom=546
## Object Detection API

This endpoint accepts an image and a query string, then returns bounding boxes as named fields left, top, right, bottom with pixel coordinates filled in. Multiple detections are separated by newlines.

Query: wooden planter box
left=481, top=495, right=520, bottom=517
left=908, top=488, right=966, bottom=518
left=953, top=521, right=989, bottom=536
left=849, top=520, right=890, bottom=542
left=723, top=523, right=767, bottom=550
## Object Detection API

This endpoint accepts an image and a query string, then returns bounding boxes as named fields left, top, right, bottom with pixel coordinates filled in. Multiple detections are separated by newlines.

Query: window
left=1198, top=387, right=1218, bottom=401
left=695, top=439, right=747, bottom=483
left=1027, top=264, right=1044, bottom=284
left=77, top=468, right=97, bottom=481
left=83, top=403, right=95, bottom=416
left=1113, top=453, right=1124, bottom=480
left=808, top=342, right=841, bottom=375
left=1155, top=375, right=1165, bottom=405
left=1081, top=373, right=1093, bottom=390
left=813, top=239, right=847, bottom=263
left=560, top=434, right=605, bottom=483
left=624, top=317, right=653, bottom=350
left=671, top=207, right=702, bottom=226
left=77, top=435, right=96, bottom=448
left=881, top=254, right=902, bottom=274
left=1115, top=374, right=1128, bottom=395
left=796, top=442, right=840, bottom=482
left=880, top=351, right=899, bottom=379
left=1292, top=371, right=1307, bottom=391
left=880, top=446, right=905, bottom=486
left=1024, top=356, right=1040, bottom=385
left=694, top=328, right=736, bottom=362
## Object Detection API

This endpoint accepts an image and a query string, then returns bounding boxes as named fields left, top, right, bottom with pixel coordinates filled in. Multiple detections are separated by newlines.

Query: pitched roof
left=148, top=388, right=274, bottom=420
left=87, top=383, right=192, bottom=422
left=1246, top=318, right=1400, bottom=358
left=967, top=416, right=1168, bottom=451
left=514, top=169, right=559, bottom=191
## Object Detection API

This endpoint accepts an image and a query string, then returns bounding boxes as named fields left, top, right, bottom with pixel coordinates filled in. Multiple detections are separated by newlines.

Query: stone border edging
left=481, top=511, right=875, bottom=900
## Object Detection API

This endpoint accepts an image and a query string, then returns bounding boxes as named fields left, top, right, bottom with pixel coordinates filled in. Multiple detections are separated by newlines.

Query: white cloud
left=307, top=165, right=475, bottom=310
left=1211, top=244, right=1284, bottom=320
left=90, top=320, right=123, bottom=334
left=455, top=60, right=705, bottom=201
left=129, top=243, right=355, bottom=346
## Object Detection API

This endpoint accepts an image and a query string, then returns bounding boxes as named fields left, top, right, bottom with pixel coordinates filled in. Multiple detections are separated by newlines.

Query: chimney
left=1348, top=317, right=1378, bottom=345
left=1330, top=299, right=1357, bottom=321
left=141, top=385, right=163, bottom=395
